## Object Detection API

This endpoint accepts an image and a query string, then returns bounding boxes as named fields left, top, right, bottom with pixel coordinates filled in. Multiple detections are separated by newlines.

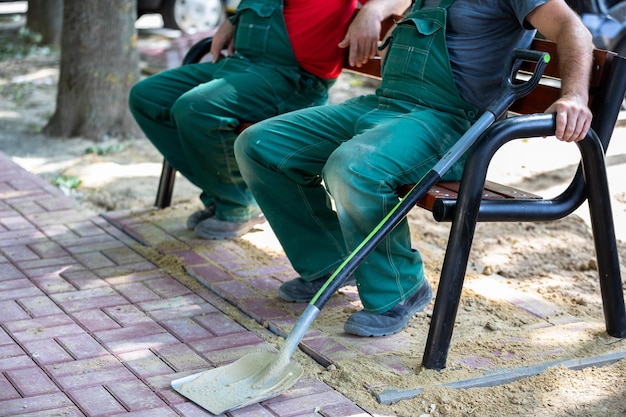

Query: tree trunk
left=26, top=0, right=63, bottom=46
left=44, top=0, right=143, bottom=140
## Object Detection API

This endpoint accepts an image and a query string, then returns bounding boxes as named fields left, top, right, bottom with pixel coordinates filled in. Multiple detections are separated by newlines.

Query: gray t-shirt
left=422, top=0, right=549, bottom=110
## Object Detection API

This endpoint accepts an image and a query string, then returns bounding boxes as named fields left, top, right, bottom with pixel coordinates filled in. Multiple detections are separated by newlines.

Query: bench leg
left=579, top=138, right=626, bottom=338
left=422, top=155, right=488, bottom=370
left=155, top=160, right=176, bottom=209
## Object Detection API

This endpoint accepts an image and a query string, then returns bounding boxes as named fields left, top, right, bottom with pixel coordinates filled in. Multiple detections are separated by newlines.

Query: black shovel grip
left=487, top=48, right=551, bottom=118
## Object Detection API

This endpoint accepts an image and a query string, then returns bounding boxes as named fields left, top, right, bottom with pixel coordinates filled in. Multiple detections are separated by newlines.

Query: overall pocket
left=233, top=2, right=276, bottom=55
left=381, top=10, right=445, bottom=81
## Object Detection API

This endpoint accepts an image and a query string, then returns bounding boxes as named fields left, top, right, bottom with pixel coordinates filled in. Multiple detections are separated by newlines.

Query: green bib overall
left=235, top=0, right=482, bottom=313
left=129, top=0, right=329, bottom=221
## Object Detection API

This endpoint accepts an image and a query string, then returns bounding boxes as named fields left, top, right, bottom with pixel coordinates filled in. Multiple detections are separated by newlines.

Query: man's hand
left=338, top=10, right=383, bottom=67
left=545, top=95, right=592, bottom=142
left=527, top=0, right=594, bottom=143
left=210, top=19, right=235, bottom=63
left=338, top=0, right=411, bottom=67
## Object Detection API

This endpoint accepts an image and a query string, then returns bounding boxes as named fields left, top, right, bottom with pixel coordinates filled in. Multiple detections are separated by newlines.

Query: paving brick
left=188, top=332, right=266, bottom=354
left=159, top=317, right=213, bottom=342
left=244, top=276, right=283, bottom=295
left=228, top=404, right=275, bottom=417
left=0, top=373, right=21, bottom=401
left=30, top=273, right=78, bottom=294
left=95, top=322, right=167, bottom=343
left=0, top=343, right=35, bottom=374
left=0, top=328, right=13, bottom=345
left=192, top=312, right=246, bottom=336
left=0, top=215, right=33, bottom=230
left=94, top=261, right=159, bottom=280
left=67, top=385, right=126, bottom=416
left=186, top=264, right=234, bottom=285
left=5, top=367, right=59, bottom=396
left=114, top=282, right=162, bottom=303
left=101, top=246, right=146, bottom=266
left=0, top=228, right=46, bottom=247
left=174, top=401, right=228, bottom=416
left=211, top=280, right=260, bottom=300
left=0, top=299, right=30, bottom=322
left=28, top=240, right=70, bottom=259
left=13, top=323, right=87, bottom=345
left=0, top=262, right=25, bottom=281
left=264, top=384, right=348, bottom=417
left=103, top=332, right=181, bottom=355
left=234, top=263, right=294, bottom=279
left=143, top=276, right=192, bottom=298
left=1, top=244, right=39, bottom=262
left=62, top=235, right=126, bottom=255
left=0, top=284, right=44, bottom=301
left=104, top=269, right=169, bottom=285
left=0, top=392, right=74, bottom=417
left=17, top=295, right=65, bottom=317
left=29, top=209, right=90, bottom=227
left=66, top=219, right=108, bottom=237
left=71, top=309, right=121, bottom=333
left=137, top=294, right=212, bottom=315
left=103, top=304, right=154, bottom=327
left=152, top=343, right=209, bottom=372
left=118, top=350, right=175, bottom=378
left=57, top=333, right=110, bottom=359
left=21, top=338, right=75, bottom=365
left=112, top=407, right=180, bottom=417
left=47, top=357, right=136, bottom=390
left=238, top=297, right=294, bottom=323
left=51, top=289, right=128, bottom=312
left=4, top=314, right=75, bottom=333
left=73, top=251, right=117, bottom=270
left=106, top=380, right=168, bottom=411
left=167, top=249, right=211, bottom=267
left=61, top=268, right=110, bottom=290
left=18, top=405, right=87, bottom=417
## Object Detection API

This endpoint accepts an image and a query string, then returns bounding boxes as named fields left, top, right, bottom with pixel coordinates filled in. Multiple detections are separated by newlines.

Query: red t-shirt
left=283, top=0, right=360, bottom=79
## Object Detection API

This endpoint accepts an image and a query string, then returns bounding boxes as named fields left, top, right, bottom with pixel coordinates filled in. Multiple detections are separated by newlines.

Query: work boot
left=278, top=273, right=356, bottom=303
left=194, top=213, right=265, bottom=239
left=186, top=204, right=216, bottom=230
left=344, top=278, right=433, bottom=337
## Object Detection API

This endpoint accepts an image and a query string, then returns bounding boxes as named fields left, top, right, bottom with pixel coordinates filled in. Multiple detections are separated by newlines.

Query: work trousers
left=235, top=94, right=473, bottom=313
left=129, top=57, right=329, bottom=221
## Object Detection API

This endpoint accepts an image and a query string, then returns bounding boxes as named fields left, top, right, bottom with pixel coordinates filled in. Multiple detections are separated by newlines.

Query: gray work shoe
left=186, top=204, right=216, bottom=230
left=344, top=278, right=433, bottom=337
left=194, top=213, right=265, bottom=239
left=278, top=273, right=356, bottom=303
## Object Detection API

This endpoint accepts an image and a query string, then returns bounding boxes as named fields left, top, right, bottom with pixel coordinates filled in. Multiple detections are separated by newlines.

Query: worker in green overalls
left=129, top=0, right=411, bottom=239
left=235, top=0, right=594, bottom=336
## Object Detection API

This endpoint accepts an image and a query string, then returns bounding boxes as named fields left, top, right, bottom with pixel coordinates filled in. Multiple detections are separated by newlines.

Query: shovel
left=171, top=48, right=550, bottom=415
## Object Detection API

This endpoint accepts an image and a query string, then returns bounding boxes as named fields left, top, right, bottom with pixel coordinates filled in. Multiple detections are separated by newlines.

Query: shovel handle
left=310, top=48, right=550, bottom=310
left=487, top=48, right=551, bottom=117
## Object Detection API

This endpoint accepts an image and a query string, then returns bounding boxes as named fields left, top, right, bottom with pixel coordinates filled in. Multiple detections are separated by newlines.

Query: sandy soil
left=1, top=26, right=626, bottom=417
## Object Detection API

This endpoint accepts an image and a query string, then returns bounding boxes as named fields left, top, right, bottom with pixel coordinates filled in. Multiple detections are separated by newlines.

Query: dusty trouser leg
left=322, top=103, right=471, bottom=314
left=234, top=100, right=373, bottom=279
left=170, top=59, right=327, bottom=221
left=128, top=62, right=221, bottom=185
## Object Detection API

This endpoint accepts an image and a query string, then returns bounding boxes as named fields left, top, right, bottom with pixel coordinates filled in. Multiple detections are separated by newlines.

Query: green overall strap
left=413, top=0, right=456, bottom=9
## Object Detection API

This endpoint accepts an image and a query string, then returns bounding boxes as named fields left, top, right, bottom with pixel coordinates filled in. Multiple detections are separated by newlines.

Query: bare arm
left=526, top=0, right=594, bottom=142
left=209, top=19, right=236, bottom=62
left=338, top=0, right=412, bottom=67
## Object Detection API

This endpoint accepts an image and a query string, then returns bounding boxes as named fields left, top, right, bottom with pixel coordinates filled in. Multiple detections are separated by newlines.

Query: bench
left=153, top=17, right=626, bottom=370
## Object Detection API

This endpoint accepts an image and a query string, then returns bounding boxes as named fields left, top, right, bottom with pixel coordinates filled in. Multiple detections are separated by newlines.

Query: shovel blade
left=171, top=351, right=303, bottom=415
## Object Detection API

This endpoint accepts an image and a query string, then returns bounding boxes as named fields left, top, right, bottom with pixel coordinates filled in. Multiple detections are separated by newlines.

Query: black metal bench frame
left=151, top=29, right=626, bottom=370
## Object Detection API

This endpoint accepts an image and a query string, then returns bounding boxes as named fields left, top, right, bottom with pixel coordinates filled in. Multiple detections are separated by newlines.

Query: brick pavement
left=3, top=148, right=626, bottom=416
left=0, top=152, right=383, bottom=417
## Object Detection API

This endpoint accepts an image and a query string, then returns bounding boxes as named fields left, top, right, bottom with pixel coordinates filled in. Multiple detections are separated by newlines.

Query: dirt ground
left=1, top=23, right=626, bottom=417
